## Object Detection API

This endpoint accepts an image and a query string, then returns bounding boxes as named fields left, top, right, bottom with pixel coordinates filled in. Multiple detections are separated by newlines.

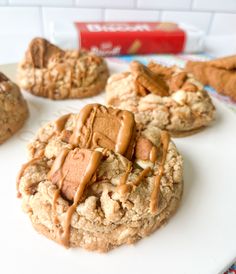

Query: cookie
left=106, top=61, right=215, bottom=137
left=0, top=72, right=28, bottom=144
left=185, top=57, right=236, bottom=101
left=17, top=104, right=183, bottom=252
left=17, top=38, right=109, bottom=100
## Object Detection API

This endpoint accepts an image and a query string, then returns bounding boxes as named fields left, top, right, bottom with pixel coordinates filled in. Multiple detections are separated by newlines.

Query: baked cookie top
left=18, top=38, right=109, bottom=100
left=106, top=61, right=215, bottom=136
left=0, top=72, right=28, bottom=144
left=17, top=104, right=183, bottom=251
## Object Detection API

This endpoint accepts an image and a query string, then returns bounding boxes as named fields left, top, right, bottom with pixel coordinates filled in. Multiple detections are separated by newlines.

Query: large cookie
left=0, top=72, right=28, bottom=144
left=17, top=104, right=183, bottom=252
left=106, top=61, right=215, bottom=137
left=17, top=38, right=109, bottom=100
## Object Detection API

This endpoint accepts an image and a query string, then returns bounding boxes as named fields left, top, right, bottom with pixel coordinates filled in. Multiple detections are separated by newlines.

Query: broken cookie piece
left=70, top=104, right=136, bottom=159
left=49, top=148, right=103, bottom=201
left=131, top=61, right=169, bottom=96
left=135, top=136, right=158, bottom=162
left=0, top=72, right=9, bottom=82
left=185, top=56, right=236, bottom=101
left=26, top=37, right=64, bottom=68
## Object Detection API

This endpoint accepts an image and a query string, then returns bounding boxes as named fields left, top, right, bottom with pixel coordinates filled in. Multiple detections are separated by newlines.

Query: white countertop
left=0, top=61, right=236, bottom=274
left=0, top=34, right=236, bottom=65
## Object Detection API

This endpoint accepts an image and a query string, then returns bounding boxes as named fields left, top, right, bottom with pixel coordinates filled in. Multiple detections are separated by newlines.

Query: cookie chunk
left=106, top=61, right=215, bottom=137
left=17, top=38, right=109, bottom=100
left=0, top=72, right=28, bottom=144
left=185, top=56, right=236, bottom=102
left=17, top=104, right=183, bottom=252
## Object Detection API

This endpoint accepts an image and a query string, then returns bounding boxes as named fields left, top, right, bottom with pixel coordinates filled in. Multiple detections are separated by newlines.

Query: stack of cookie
left=0, top=37, right=218, bottom=251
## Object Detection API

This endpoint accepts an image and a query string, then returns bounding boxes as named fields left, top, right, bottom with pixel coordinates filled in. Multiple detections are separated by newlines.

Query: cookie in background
left=106, top=61, right=215, bottom=137
left=0, top=72, right=28, bottom=144
left=17, top=38, right=109, bottom=100
left=185, top=55, right=236, bottom=102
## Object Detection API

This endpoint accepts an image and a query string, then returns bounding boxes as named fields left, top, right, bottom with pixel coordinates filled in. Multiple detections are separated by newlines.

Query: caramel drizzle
left=69, top=104, right=99, bottom=147
left=116, top=162, right=132, bottom=195
left=132, top=167, right=151, bottom=187
left=150, top=131, right=170, bottom=214
left=84, top=107, right=98, bottom=148
left=42, top=114, right=71, bottom=143
left=115, top=111, right=135, bottom=155
left=54, top=113, right=71, bottom=133
left=149, top=146, right=158, bottom=163
left=47, top=149, right=70, bottom=180
left=69, top=104, right=134, bottom=157
left=60, top=150, right=102, bottom=247
left=16, top=157, right=43, bottom=198
left=52, top=171, right=68, bottom=225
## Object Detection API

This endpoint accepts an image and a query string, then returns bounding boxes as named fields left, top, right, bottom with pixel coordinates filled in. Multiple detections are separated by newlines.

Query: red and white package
left=50, top=21, right=205, bottom=56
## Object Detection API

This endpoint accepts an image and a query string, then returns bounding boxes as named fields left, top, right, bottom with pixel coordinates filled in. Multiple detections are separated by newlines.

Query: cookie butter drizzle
left=47, top=149, right=71, bottom=225
left=132, top=167, right=151, bottom=187
left=47, top=149, right=70, bottom=179
left=115, top=111, right=134, bottom=155
left=149, top=146, right=158, bottom=163
left=16, top=157, right=43, bottom=198
left=150, top=131, right=170, bottom=213
left=69, top=104, right=98, bottom=146
left=69, top=104, right=134, bottom=156
left=52, top=172, right=68, bottom=225
left=60, top=150, right=102, bottom=247
left=117, top=162, right=132, bottom=195
left=55, top=113, right=71, bottom=132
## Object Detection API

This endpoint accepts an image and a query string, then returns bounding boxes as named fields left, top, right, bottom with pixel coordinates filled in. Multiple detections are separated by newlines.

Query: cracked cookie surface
left=106, top=61, right=215, bottom=137
left=0, top=72, right=28, bottom=144
left=17, top=38, right=109, bottom=100
left=17, top=104, right=183, bottom=252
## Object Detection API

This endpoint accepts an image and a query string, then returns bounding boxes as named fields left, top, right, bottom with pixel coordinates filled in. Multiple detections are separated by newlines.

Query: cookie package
left=50, top=21, right=204, bottom=56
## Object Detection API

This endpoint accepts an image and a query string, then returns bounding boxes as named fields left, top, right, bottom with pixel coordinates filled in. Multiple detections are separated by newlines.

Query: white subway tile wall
left=193, top=0, right=236, bottom=12
left=209, top=13, right=236, bottom=35
left=0, top=7, right=42, bottom=62
left=137, top=0, right=192, bottom=10
left=9, top=0, right=74, bottom=5
left=0, top=0, right=235, bottom=38
left=76, top=0, right=136, bottom=9
left=161, top=11, right=212, bottom=33
left=42, top=7, right=103, bottom=37
left=0, top=7, right=42, bottom=34
left=104, top=9, right=160, bottom=22
left=0, top=0, right=7, bottom=5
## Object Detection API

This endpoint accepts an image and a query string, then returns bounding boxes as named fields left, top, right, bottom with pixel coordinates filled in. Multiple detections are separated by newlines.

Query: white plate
left=0, top=62, right=236, bottom=274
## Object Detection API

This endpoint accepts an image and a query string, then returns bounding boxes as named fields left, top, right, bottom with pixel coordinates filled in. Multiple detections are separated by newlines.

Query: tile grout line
left=206, top=12, right=214, bottom=35
left=1, top=4, right=236, bottom=14
left=39, top=6, right=45, bottom=37
left=159, top=10, right=163, bottom=21
left=190, top=0, right=194, bottom=10
left=101, top=8, right=105, bottom=21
